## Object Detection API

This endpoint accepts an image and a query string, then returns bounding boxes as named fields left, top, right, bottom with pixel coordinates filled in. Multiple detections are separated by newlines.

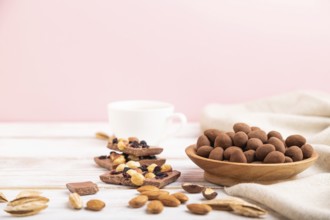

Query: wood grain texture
left=0, top=123, right=284, bottom=219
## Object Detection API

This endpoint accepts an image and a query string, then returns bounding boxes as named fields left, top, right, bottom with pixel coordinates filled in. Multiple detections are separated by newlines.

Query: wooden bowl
left=185, top=145, right=318, bottom=186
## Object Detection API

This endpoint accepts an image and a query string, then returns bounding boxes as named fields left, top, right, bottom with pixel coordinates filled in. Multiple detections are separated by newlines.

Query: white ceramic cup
left=107, top=100, right=187, bottom=145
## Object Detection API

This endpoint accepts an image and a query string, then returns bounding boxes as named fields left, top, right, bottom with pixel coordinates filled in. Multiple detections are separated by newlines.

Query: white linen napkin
left=200, top=90, right=330, bottom=220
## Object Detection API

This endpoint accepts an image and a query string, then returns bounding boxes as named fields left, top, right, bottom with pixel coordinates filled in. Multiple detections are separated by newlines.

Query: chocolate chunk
left=140, top=140, right=147, bottom=145
left=98, top=155, right=107, bottom=160
left=66, top=181, right=99, bottom=196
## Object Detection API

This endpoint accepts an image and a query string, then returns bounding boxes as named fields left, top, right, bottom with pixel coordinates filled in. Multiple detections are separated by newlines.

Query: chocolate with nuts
left=107, top=137, right=163, bottom=157
left=100, top=162, right=181, bottom=188
left=94, top=152, right=166, bottom=170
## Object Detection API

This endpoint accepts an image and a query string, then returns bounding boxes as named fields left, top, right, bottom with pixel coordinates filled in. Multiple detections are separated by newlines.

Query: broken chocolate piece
left=107, top=142, right=163, bottom=156
left=100, top=170, right=181, bottom=188
left=66, top=181, right=99, bottom=196
left=94, top=156, right=166, bottom=170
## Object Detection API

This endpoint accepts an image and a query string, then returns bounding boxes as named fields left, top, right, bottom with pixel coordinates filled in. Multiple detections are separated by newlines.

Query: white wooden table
left=0, top=123, right=283, bottom=219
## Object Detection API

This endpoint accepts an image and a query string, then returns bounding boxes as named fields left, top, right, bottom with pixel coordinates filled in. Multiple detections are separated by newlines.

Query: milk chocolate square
left=66, top=181, right=99, bottom=195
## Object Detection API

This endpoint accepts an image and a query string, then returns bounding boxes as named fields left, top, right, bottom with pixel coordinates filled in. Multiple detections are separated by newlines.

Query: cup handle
left=162, top=112, right=187, bottom=140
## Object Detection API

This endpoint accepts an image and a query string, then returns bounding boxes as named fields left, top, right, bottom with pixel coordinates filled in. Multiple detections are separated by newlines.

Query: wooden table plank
left=0, top=123, right=282, bottom=219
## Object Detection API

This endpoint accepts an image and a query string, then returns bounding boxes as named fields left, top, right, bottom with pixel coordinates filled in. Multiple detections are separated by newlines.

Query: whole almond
left=141, top=190, right=169, bottom=200
left=129, top=195, right=148, bottom=208
left=172, top=192, right=189, bottom=203
left=147, top=200, right=164, bottom=214
left=0, top=192, right=8, bottom=203
left=158, top=194, right=180, bottom=207
left=137, top=185, right=160, bottom=193
left=187, top=203, right=212, bottom=215
left=86, top=199, right=105, bottom=211
left=69, top=193, right=83, bottom=210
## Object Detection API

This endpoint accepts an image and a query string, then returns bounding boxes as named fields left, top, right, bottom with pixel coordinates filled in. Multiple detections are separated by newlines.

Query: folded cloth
left=200, top=90, right=330, bottom=220
left=201, top=90, right=330, bottom=144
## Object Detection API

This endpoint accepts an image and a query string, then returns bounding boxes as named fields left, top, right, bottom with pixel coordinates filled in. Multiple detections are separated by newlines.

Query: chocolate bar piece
left=107, top=141, right=163, bottom=157
left=94, top=156, right=166, bottom=170
left=66, top=181, right=99, bottom=196
left=99, top=170, right=181, bottom=188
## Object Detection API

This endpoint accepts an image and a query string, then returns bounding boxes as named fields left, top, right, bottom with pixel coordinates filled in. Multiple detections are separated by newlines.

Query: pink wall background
left=0, top=0, right=329, bottom=121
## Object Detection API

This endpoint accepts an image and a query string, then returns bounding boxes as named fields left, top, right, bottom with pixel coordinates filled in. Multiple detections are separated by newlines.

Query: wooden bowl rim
left=185, top=144, right=319, bottom=167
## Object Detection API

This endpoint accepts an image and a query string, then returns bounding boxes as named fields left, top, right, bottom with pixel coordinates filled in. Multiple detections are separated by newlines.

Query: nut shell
left=181, top=183, right=205, bottom=193
left=202, top=188, right=218, bottom=200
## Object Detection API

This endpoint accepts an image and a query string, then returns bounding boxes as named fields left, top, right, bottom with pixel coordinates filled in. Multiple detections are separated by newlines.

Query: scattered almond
left=129, top=195, right=148, bottom=208
left=181, top=183, right=205, bottom=193
left=202, top=188, right=218, bottom=200
left=86, top=199, right=105, bottom=211
left=137, top=185, right=160, bottom=193
left=147, top=200, right=164, bottom=214
left=69, top=193, right=83, bottom=210
left=187, top=203, right=212, bottom=215
left=158, top=194, right=180, bottom=207
left=171, top=192, right=189, bottom=203
left=141, top=190, right=169, bottom=200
